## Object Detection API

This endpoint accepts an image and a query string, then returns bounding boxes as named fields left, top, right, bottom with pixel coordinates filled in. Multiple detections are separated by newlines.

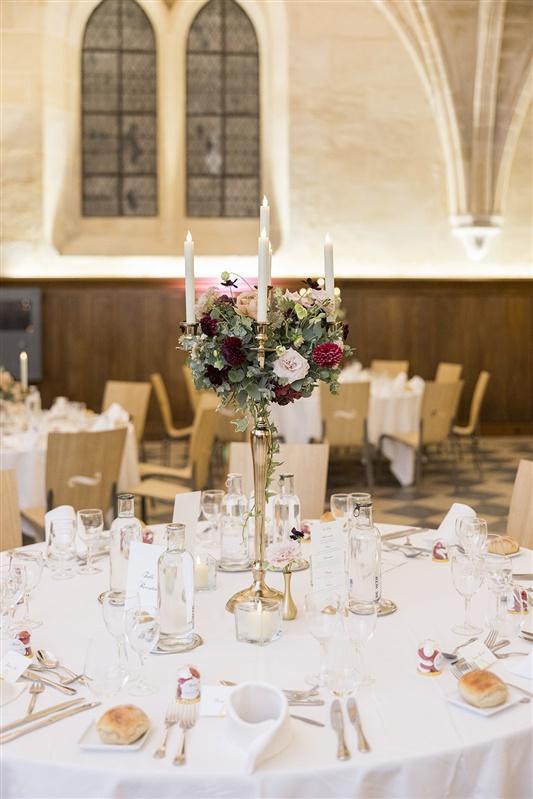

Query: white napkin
left=44, top=505, right=75, bottom=545
left=226, top=682, right=292, bottom=774
left=338, top=360, right=362, bottom=383
left=506, top=652, right=533, bottom=682
left=391, top=372, right=407, bottom=394
left=91, top=402, right=129, bottom=430
left=437, top=502, right=476, bottom=544
left=407, top=375, right=425, bottom=394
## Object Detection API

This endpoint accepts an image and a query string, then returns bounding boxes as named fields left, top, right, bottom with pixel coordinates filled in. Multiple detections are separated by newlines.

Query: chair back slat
left=188, top=395, right=219, bottom=489
left=320, top=382, right=370, bottom=447
left=467, top=370, right=490, bottom=431
left=150, top=372, right=175, bottom=436
left=506, top=459, right=533, bottom=549
left=0, top=470, right=22, bottom=550
left=229, top=442, right=330, bottom=519
left=421, top=381, right=463, bottom=445
left=370, top=360, right=409, bottom=378
left=435, top=362, right=463, bottom=382
left=46, top=428, right=127, bottom=512
left=102, top=380, right=151, bottom=444
left=182, top=366, right=206, bottom=412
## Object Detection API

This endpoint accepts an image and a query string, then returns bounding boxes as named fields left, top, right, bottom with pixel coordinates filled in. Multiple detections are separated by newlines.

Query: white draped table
left=1, top=526, right=532, bottom=799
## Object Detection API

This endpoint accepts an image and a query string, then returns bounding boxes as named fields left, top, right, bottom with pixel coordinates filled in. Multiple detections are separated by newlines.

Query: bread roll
left=458, top=670, right=508, bottom=708
left=320, top=511, right=334, bottom=522
left=96, top=705, right=150, bottom=745
left=487, top=535, right=519, bottom=556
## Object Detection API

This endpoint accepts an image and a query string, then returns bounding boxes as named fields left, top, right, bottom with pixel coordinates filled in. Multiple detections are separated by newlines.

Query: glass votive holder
left=194, top=553, right=217, bottom=592
left=234, top=599, right=282, bottom=646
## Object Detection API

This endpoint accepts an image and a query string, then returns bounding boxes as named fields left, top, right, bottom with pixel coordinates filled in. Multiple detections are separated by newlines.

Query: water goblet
left=304, top=590, right=342, bottom=687
left=345, top=600, right=378, bottom=687
left=325, top=635, right=358, bottom=697
left=200, top=489, right=224, bottom=546
left=77, top=508, right=104, bottom=574
left=451, top=552, right=484, bottom=635
left=48, top=519, right=76, bottom=580
left=456, top=517, right=488, bottom=557
left=9, top=549, right=44, bottom=629
left=0, top=562, right=26, bottom=638
left=484, top=556, right=513, bottom=633
left=101, top=590, right=136, bottom=676
left=85, top=630, right=128, bottom=700
left=125, top=603, right=160, bottom=696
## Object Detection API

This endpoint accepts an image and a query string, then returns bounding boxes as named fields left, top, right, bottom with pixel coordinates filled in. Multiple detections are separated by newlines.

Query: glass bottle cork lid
left=225, top=473, right=243, bottom=492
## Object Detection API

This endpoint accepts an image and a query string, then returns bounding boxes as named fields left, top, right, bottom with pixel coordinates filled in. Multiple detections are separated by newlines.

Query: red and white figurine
left=176, top=664, right=201, bottom=703
left=432, top=540, right=449, bottom=562
left=508, top=586, right=529, bottom=614
left=417, top=640, right=443, bottom=675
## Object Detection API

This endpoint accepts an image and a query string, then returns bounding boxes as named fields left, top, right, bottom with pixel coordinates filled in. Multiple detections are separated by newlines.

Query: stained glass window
left=82, top=0, right=157, bottom=217
left=186, top=0, right=260, bottom=217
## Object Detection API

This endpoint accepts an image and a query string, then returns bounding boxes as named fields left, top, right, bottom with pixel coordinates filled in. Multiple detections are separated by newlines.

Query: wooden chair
left=228, top=442, right=330, bottom=519
left=452, top=371, right=490, bottom=472
left=129, top=395, right=219, bottom=519
left=150, top=372, right=193, bottom=464
left=320, top=382, right=373, bottom=487
left=21, top=428, right=127, bottom=534
left=380, top=381, right=463, bottom=484
left=182, top=364, right=246, bottom=455
left=506, top=460, right=533, bottom=549
left=102, top=380, right=151, bottom=444
left=370, top=360, right=409, bottom=378
left=0, top=470, right=22, bottom=550
left=435, top=362, right=463, bottom=382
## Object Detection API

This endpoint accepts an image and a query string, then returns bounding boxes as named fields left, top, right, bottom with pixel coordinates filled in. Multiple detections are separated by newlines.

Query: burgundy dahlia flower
left=200, top=314, right=218, bottom=337
left=273, top=384, right=303, bottom=406
left=221, top=336, right=246, bottom=367
left=312, top=342, right=343, bottom=368
left=205, top=364, right=228, bottom=387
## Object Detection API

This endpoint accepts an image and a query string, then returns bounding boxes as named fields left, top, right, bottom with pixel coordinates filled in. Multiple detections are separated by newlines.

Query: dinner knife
left=288, top=699, right=325, bottom=707
left=0, top=698, right=84, bottom=734
left=290, top=714, right=325, bottom=728
left=346, top=697, right=371, bottom=753
left=330, top=699, right=350, bottom=761
left=513, top=574, right=533, bottom=580
left=0, top=701, right=101, bottom=744
left=23, top=670, right=77, bottom=696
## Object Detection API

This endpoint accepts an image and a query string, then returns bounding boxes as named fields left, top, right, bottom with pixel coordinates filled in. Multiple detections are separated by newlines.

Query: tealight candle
left=195, top=556, right=209, bottom=590
left=235, top=599, right=282, bottom=646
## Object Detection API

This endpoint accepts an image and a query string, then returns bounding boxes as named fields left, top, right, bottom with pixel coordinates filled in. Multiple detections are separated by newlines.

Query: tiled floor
left=143, top=436, right=532, bottom=533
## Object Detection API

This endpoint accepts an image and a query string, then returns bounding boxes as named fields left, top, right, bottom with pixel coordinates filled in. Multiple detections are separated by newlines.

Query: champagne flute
left=48, top=519, right=76, bottom=579
left=101, top=591, right=136, bottom=677
left=77, top=508, right=104, bottom=574
left=456, top=517, right=488, bottom=557
left=125, top=603, right=160, bottom=695
left=304, top=590, right=342, bottom=687
left=345, top=601, right=378, bottom=687
left=200, top=489, right=224, bottom=546
left=9, top=549, right=44, bottom=629
left=451, top=553, right=484, bottom=635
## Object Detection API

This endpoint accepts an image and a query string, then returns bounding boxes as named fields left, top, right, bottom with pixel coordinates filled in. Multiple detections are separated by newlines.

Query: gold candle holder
left=254, top=322, right=268, bottom=369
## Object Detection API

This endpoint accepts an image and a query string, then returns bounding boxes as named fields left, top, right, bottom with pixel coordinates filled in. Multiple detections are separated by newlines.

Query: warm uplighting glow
left=262, top=195, right=269, bottom=207
left=186, top=230, right=192, bottom=242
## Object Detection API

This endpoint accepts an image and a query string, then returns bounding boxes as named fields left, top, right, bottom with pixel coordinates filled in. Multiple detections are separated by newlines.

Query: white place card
left=173, top=492, right=201, bottom=552
left=0, top=650, right=29, bottom=683
left=125, top=541, right=165, bottom=611
left=460, top=640, right=497, bottom=670
left=200, top=685, right=231, bottom=717
left=310, top=521, right=346, bottom=595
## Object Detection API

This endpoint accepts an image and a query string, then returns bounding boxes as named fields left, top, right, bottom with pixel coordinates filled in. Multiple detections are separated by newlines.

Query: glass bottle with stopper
left=348, top=493, right=381, bottom=610
left=274, top=473, right=301, bottom=544
left=219, top=473, right=251, bottom=571
left=109, top=493, right=142, bottom=600
left=158, top=523, right=201, bottom=653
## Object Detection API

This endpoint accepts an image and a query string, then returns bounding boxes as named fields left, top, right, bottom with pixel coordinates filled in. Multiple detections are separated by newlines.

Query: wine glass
left=484, top=556, right=513, bottom=633
left=9, top=549, right=44, bottom=629
left=451, top=553, right=484, bottom=635
left=77, top=508, right=104, bottom=574
left=345, top=601, right=378, bottom=687
left=456, top=517, right=488, bottom=557
left=85, top=630, right=127, bottom=700
left=304, top=590, right=342, bottom=687
left=200, top=489, right=224, bottom=546
left=325, top=635, right=358, bottom=697
left=48, top=519, right=76, bottom=579
left=125, top=603, right=160, bottom=695
left=101, top=591, right=136, bottom=675
left=330, top=494, right=350, bottom=521
left=0, top=562, right=26, bottom=638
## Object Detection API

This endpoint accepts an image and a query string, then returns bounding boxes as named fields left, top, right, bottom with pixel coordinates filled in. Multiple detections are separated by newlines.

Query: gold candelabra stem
left=255, top=322, right=268, bottom=369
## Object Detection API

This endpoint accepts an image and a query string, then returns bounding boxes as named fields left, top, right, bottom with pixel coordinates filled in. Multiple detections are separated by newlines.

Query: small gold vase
left=282, top=571, right=297, bottom=620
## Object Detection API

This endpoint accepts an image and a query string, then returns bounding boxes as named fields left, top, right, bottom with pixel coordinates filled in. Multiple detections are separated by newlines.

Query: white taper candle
left=184, top=231, right=196, bottom=325
left=19, top=351, right=28, bottom=391
left=324, top=233, right=335, bottom=319
left=257, top=228, right=270, bottom=323
left=259, top=195, right=270, bottom=239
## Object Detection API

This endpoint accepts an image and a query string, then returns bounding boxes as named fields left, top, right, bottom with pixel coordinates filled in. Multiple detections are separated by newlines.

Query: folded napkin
left=407, top=375, right=425, bottom=394
left=226, top=682, right=292, bottom=774
left=437, top=502, right=476, bottom=544
left=391, top=372, right=407, bottom=394
left=506, top=651, right=533, bottom=682
left=338, top=360, right=362, bottom=384
left=44, top=505, right=75, bottom=545
left=91, top=402, right=129, bottom=431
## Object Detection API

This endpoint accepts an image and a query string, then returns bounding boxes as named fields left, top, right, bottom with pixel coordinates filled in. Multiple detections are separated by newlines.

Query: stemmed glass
left=9, top=550, right=44, bottom=629
left=48, top=519, right=76, bottom=579
left=325, top=634, right=358, bottom=697
left=77, top=508, right=104, bottom=574
left=456, top=517, right=488, bottom=557
left=451, top=553, right=484, bottom=635
left=484, top=556, right=513, bottom=633
left=330, top=494, right=351, bottom=534
left=200, top=489, right=224, bottom=547
left=304, top=590, right=342, bottom=687
left=0, top=562, right=26, bottom=638
left=125, top=603, right=160, bottom=695
left=85, top=631, right=127, bottom=700
left=101, top=591, right=134, bottom=677
left=345, top=601, right=378, bottom=687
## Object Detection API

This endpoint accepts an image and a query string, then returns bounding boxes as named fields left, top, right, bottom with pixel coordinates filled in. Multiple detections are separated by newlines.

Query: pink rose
left=235, top=290, right=258, bottom=320
left=272, top=348, right=310, bottom=383
left=266, top=540, right=301, bottom=569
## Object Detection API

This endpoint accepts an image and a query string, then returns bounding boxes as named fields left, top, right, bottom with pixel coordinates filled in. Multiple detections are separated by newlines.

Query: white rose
left=272, top=348, right=310, bottom=383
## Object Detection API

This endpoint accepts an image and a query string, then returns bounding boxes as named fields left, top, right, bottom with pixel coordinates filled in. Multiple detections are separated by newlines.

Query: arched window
left=81, top=0, right=157, bottom=217
left=186, top=0, right=259, bottom=218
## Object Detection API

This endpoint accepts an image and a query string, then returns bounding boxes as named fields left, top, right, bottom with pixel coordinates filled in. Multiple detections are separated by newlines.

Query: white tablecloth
left=2, top=526, right=532, bottom=799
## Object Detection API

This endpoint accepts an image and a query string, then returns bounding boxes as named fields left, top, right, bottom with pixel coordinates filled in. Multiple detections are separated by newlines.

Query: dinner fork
left=26, top=681, right=44, bottom=715
left=173, top=703, right=198, bottom=766
left=153, top=702, right=179, bottom=759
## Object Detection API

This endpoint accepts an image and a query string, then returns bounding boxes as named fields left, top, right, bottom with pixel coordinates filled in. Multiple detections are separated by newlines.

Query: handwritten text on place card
left=0, top=650, right=29, bottom=683
left=126, top=541, right=165, bottom=611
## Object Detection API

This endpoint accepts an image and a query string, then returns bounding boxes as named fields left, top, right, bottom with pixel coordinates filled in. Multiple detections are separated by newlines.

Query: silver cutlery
left=23, top=670, right=77, bottom=696
left=26, top=681, right=44, bottom=715
left=220, top=679, right=320, bottom=700
left=36, top=649, right=89, bottom=686
left=330, top=699, right=350, bottom=761
left=346, top=697, right=370, bottom=753
left=154, top=702, right=179, bottom=759
left=441, top=636, right=478, bottom=659
left=290, top=714, right=325, bottom=727
left=493, top=650, right=529, bottom=658
left=0, top=701, right=101, bottom=744
left=288, top=699, right=325, bottom=707
left=513, top=574, right=533, bottom=580
left=381, top=528, right=429, bottom=541
left=450, top=663, right=532, bottom=702
left=173, top=703, right=197, bottom=766
left=0, top=698, right=84, bottom=735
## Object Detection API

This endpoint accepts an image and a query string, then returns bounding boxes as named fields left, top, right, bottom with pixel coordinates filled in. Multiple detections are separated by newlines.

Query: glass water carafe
left=274, top=473, right=301, bottom=544
left=158, top=523, right=195, bottom=646
left=220, top=474, right=249, bottom=569
left=109, top=493, right=142, bottom=599
left=248, top=489, right=278, bottom=552
left=348, top=493, right=381, bottom=608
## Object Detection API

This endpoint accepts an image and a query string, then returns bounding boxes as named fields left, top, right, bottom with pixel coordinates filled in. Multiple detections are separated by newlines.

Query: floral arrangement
left=0, top=368, right=21, bottom=402
left=266, top=538, right=302, bottom=573
left=180, top=273, right=352, bottom=431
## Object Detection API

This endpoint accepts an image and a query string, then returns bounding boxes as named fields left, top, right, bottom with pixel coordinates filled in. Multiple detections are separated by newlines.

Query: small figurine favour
left=417, top=640, right=443, bottom=675
left=432, top=540, right=449, bottom=562
left=10, top=630, right=32, bottom=658
left=176, top=664, right=201, bottom=703
left=142, top=528, right=154, bottom=545
left=508, top=586, right=529, bottom=615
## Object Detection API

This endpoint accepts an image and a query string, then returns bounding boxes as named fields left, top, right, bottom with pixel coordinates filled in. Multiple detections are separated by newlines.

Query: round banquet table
left=1, top=526, right=532, bottom=799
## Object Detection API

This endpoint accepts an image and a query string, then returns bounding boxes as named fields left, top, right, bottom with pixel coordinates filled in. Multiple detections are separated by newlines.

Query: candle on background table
left=324, top=233, right=335, bottom=318
left=259, top=195, right=270, bottom=239
left=257, top=228, right=270, bottom=323
left=184, top=231, right=196, bottom=325
left=194, top=556, right=209, bottom=590
left=268, top=241, right=272, bottom=286
left=19, top=351, right=28, bottom=392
